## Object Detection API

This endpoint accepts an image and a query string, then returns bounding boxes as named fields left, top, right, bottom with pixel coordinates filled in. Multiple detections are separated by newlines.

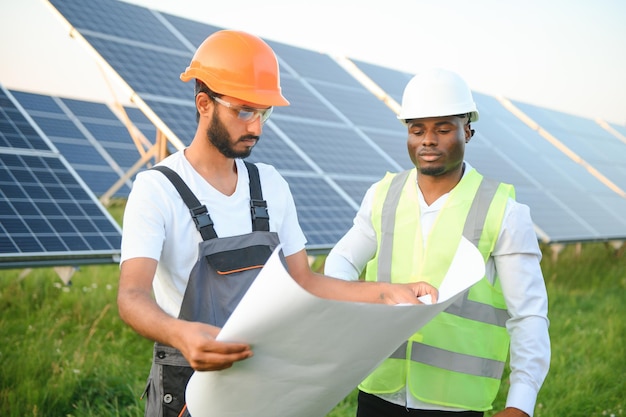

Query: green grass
left=1, top=201, right=624, bottom=416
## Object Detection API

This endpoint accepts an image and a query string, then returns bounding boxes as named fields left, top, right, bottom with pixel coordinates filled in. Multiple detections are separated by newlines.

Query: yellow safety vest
left=361, top=168, right=515, bottom=411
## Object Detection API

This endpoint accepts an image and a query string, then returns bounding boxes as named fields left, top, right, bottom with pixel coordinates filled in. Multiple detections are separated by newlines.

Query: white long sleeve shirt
left=324, top=164, right=550, bottom=416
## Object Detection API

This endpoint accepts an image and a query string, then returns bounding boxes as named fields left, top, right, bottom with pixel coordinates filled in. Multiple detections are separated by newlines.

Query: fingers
left=385, top=282, right=439, bottom=305
left=188, top=340, right=253, bottom=371
left=424, top=284, right=438, bottom=304
left=178, top=321, right=253, bottom=371
left=191, top=347, right=253, bottom=371
left=384, top=286, right=420, bottom=305
left=412, top=282, right=438, bottom=304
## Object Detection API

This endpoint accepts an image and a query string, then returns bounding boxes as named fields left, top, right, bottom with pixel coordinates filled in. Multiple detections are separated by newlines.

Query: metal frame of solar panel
left=608, top=122, right=626, bottom=141
left=9, top=89, right=158, bottom=200
left=351, top=59, right=626, bottom=244
left=0, top=85, right=122, bottom=268
left=46, top=0, right=419, bottom=252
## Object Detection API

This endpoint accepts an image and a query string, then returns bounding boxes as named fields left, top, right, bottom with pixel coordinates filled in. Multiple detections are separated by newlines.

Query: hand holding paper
left=186, top=236, right=485, bottom=417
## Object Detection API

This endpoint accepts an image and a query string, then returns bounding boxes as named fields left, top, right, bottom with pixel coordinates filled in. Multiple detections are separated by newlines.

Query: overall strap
left=151, top=165, right=218, bottom=240
left=245, top=161, right=270, bottom=232
left=151, top=162, right=270, bottom=239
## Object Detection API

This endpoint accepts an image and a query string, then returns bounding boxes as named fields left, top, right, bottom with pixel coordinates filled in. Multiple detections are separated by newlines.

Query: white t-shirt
left=120, top=151, right=307, bottom=318
left=324, top=163, right=550, bottom=416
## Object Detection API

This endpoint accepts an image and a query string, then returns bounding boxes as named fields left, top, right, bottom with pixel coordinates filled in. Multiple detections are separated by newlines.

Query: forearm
left=117, top=287, right=189, bottom=348
left=301, top=271, right=393, bottom=303
left=288, top=250, right=388, bottom=302
left=288, top=250, right=436, bottom=304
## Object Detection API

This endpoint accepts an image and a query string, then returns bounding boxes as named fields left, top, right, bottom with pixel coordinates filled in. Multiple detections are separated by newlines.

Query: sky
left=1, top=0, right=625, bottom=125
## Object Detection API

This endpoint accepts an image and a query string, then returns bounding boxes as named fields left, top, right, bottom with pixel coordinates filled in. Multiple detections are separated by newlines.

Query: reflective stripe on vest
left=360, top=168, right=514, bottom=410
left=388, top=340, right=504, bottom=380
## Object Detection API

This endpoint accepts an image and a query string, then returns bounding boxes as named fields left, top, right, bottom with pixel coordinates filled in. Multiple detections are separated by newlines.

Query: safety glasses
left=211, top=95, right=273, bottom=124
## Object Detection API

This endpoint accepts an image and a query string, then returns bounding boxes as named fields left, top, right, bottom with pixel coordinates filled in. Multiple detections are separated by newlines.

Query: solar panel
left=0, top=85, right=122, bottom=268
left=468, top=92, right=626, bottom=242
left=10, top=90, right=157, bottom=198
left=45, top=0, right=626, bottom=246
left=510, top=100, right=626, bottom=192
left=350, top=58, right=413, bottom=103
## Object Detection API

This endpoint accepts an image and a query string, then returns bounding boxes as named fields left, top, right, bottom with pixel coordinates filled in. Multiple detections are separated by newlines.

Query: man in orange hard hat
left=117, top=30, right=437, bottom=417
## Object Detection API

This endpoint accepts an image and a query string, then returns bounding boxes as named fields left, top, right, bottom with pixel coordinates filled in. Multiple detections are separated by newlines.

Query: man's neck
left=416, top=164, right=465, bottom=206
left=184, top=143, right=239, bottom=196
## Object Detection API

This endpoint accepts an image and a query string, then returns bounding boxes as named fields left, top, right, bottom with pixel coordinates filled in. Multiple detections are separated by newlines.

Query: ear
left=464, top=123, right=474, bottom=143
left=196, top=92, right=213, bottom=118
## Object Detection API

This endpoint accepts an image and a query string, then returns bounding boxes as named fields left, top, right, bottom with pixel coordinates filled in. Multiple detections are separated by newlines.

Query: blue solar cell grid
left=47, top=0, right=411, bottom=248
left=350, top=59, right=413, bottom=103
left=312, top=82, right=403, bottom=132
left=1, top=86, right=122, bottom=267
left=11, top=90, right=156, bottom=198
left=468, top=92, right=626, bottom=241
left=512, top=100, right=626, bottom=191
left=286, top=176, right=359, bottom=250
left=45, top=0, right=626, bottom=245
left=0, top=93, right=51, bottom=151
left=244, top=127, right=312, bottom=172
left=267, top=40, right=363, bottom=89
left=84, top=36, right=191, bottom=100
left=276, top=121, right=398, bottom=177
left=270, top=76, right=345, bottom=123
left=160, top=15, right=221, bottom=49
left=50, top=0, right=184, bottom=49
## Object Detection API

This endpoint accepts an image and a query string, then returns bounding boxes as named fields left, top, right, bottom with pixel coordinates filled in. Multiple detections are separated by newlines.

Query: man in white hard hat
left=325, top=68, right=550, bottom=417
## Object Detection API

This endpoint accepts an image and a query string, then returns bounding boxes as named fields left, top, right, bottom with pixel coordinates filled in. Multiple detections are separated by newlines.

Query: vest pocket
left=205, top=244, right=272, bottom=275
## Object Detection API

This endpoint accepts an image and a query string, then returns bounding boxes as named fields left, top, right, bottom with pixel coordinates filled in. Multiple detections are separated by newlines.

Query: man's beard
left=418, top=166, right=445, bottom=176
left=207, top=109, right=259, bottom=159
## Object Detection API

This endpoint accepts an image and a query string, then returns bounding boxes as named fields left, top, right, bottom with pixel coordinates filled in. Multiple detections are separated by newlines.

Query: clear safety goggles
left=211, top=95, right=273, bottom=124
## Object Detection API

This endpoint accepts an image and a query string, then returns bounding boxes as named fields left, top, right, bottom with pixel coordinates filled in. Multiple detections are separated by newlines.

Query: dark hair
left=454, top=113, right=474, bottom=137
left=194, top=80, right=219, bottom=123
left=195, top=79, right=211, bottom=97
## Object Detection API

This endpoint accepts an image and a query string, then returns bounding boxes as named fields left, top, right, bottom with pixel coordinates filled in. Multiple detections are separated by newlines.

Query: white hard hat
left=397, top=68, right=479, bottom=124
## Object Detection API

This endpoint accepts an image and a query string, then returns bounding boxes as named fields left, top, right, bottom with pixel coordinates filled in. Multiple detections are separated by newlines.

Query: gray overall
left=142, top=162, right=282, bottom=417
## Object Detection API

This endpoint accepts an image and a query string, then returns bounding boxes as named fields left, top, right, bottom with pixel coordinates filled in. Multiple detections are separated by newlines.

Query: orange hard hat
left=180, top=30, right=289, bottom=106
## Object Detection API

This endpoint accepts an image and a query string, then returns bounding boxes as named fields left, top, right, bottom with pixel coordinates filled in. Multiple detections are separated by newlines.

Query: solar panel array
left=46, top=0, right=410, bottom=251
left=0, top=85, right=122, bottom=268
left=36, top=0, right=626, bottom=248
left=9, top=90, right=157, bottom=198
